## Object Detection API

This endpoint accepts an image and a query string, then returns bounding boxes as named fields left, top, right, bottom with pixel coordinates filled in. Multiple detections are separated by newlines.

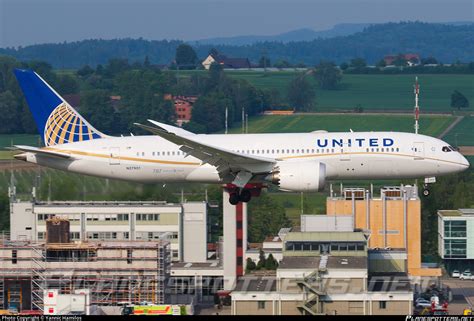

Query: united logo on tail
left=14, top=69, right=106, bottom=146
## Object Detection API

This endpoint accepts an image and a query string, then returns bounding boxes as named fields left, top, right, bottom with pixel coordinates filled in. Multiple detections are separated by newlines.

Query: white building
left=10, top=200, right=208, bottom=263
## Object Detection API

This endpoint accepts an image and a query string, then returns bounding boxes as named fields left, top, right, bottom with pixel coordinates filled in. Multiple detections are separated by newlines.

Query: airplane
left=11, top=69, right=470, bottom=205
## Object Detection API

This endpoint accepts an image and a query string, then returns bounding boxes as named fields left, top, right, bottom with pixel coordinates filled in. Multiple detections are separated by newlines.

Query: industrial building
left=438, top=208, right=474, bottom=273
left=231, top=231, right=413, bottom=315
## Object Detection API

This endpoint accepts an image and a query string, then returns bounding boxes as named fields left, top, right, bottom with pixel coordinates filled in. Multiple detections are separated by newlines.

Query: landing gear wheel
left=229, top=193, right=240, bottom=205
left=240, top=189, right=252, bottom=203
left=422, top=188, right=430, bottom=197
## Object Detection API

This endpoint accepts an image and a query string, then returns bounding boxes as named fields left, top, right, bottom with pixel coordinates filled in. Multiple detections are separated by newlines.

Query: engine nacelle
left=267, top=160, right=326, bottom=192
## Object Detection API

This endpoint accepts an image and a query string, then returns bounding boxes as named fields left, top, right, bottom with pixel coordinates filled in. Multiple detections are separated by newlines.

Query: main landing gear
left=229, top=189, right=252, bottom=205
left=225, top=183, right=264, bottom=205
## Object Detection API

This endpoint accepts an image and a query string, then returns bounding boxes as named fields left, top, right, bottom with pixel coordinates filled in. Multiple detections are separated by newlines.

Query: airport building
left=10, top=200, right=208, bottom=263
left=438, top=208, right=474, bottom=273
left=231, top=231, right=413, bottom=315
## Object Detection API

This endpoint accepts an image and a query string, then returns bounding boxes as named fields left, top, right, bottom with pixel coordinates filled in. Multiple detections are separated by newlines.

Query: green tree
left=57, top=74, right=79, bottom=95
left=274, top=60, right=292, bottom=69
left=175, top=44, right=197, bottom=69
left=314, top=61, right=342, bottom=90
left=76, top=65, right=94, bottom=78
left=451, top=90, right=469, bottom=110
left=0, top=193, right=9, bottom=231
left=376, top=59, right=387, bottom=68
left=265, top=253, right=278, bottom=270
left=287, top=75, right=316, bottom=111
left=0, top=91, right=20, bottom=134
left=189, top=91, right=232, bottom=133
left=350, top=58, right=367, bottom=68
left=257, top=249, right=266, bottom=270
left=258, top=56, right=271, bottom=68
left=80, top=89, right=117, bottom=134
left=247, top=193, right=291, bottom=242
left=245, top=258, right=257, bottom=273
left=339, top=62, right=349, bottom=71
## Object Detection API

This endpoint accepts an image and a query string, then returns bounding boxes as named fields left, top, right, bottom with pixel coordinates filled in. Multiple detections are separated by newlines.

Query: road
left=442, top=278, right=474, bottom=315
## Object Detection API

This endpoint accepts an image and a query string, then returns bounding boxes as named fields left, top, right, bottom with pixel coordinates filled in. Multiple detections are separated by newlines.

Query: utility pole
left=414, top=77, right=420, bottom=134
left=225, top=106, right=228, bottom=134
left=245, top=113, right=249, bottom=134
left=242, top=107, right=245, bottom=133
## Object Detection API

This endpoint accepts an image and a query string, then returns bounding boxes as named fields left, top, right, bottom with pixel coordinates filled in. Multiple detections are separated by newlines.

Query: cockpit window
left=442, top=146, right=452, bottom=152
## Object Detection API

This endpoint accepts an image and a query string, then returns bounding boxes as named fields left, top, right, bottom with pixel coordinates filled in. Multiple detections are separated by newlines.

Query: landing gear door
left=413, top=142, right=424, bottom=159
left=109, top=147, right=120, bottom=165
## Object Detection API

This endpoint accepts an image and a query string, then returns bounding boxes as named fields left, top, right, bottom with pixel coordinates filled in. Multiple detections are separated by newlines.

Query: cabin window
left=396, top=148, right=400, bottom=152
left=152, top=152, right=155, bottom=156
left=142, top=152, right=145, bottom=156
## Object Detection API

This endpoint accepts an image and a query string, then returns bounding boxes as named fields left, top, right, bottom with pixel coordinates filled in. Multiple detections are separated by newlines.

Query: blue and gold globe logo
left=44, top=103, right=101, bottom=146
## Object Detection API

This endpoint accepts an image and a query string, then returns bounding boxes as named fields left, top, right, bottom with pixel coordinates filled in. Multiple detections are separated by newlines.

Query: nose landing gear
left=422, top=177, right=436, bottom=197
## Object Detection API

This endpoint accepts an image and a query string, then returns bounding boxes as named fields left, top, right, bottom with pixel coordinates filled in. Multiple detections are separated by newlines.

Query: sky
left=0, top=0, right=472, bottom=48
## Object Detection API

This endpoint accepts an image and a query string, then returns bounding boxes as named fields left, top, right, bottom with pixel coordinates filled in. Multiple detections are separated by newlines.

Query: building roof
left=439, top=209, right=474, bottom=217
left=284, top=231, right=367, bottom=242
left=211, top=54, right=251, bottom=69
left=233, top=277, right=277, bottom=292
left=171, top=261, right=221, bottom=269
left=438, top=210, right=462, bottom=217
left=32, top=200, right=181, bottom=208
left=279, top=256, right=367, bottom=270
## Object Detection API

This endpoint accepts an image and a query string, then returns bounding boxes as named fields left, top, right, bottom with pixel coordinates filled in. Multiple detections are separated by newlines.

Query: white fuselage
left=23, top=131, right=469, bottom=185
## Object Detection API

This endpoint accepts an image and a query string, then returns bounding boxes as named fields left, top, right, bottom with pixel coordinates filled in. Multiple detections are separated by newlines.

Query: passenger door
left=109, top=147, right=120, bottom=165
left=413, top=142, right=425, bottom=159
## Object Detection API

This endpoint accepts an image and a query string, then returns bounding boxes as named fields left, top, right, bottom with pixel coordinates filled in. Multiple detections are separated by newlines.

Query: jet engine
left=266, top=160, right=326, bottom=192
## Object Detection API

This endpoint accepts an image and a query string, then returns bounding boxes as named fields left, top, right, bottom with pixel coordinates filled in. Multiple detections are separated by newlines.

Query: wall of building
left=182, top=202, right=207, bottom=263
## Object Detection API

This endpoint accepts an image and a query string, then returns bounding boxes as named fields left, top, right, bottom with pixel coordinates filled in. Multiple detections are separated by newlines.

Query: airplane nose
left=459, top=153, right=470, bottom=169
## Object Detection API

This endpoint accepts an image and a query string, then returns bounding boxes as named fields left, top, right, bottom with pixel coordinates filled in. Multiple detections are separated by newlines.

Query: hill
left=1, top=22, right=473, bottom=68
left=193, top=23, right=372, bottom=45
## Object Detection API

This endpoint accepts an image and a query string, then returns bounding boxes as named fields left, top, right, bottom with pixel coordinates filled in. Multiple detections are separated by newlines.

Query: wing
left=135, top=122, right=276, bottom=187
left=13, top=145, right=73, bottom=159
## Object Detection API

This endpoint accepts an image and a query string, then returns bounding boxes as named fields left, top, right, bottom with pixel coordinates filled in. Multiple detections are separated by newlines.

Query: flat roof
left=171, top=261, right=221, bottom=269
left=439, top=209, right=474, bottom=217
left=32, top=201, right=182, bottom=208
left=234, top=277, right=277, bottom=292
left=285, top=231, right=366, bottom=242
left=279, top=256, right=367, bottom=270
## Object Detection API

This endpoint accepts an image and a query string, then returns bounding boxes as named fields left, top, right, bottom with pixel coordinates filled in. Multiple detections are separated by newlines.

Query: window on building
left=258, top=301, right=266, bottom=309
left=127, top=249, right=133, bottom=264
left=379, top=301, right=387, bottom=309
left=12, top=250, right=17, bottom=264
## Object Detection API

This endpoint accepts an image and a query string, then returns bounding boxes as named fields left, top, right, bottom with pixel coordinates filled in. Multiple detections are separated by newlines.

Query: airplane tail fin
left=13, top=69, right=107, bottom=146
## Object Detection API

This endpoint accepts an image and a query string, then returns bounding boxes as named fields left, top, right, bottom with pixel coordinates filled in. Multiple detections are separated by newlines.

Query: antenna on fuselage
left=414, top=77, right=420, bottom=134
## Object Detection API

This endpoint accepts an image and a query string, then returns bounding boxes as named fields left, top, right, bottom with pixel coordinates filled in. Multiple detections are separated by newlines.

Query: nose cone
left=458, top=153, right=470, bottom=170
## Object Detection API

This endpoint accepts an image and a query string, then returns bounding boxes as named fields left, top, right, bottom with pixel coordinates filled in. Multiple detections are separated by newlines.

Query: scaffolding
left=0, top=239, right=171, bottom=312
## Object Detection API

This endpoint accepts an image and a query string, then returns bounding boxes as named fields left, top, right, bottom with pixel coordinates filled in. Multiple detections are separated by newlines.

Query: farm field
left=444, top=116, right=474, bottom=146
left=178, top=70, right=474, bottom=112
left=228, top=114, right=455, bottom=137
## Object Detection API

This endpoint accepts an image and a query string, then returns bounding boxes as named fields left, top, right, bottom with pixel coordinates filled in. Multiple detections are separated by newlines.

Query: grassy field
left=177, top=70, right=474, bottom=112
left=228, top=114, right=454, bottom=137
left=444, top=116, right=474, bottom=146
left=0, top=134, right=40, bottom=149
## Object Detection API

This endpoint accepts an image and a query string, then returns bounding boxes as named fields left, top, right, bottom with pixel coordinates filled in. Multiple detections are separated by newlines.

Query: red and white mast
left=414, top=77, right=420, bottom=134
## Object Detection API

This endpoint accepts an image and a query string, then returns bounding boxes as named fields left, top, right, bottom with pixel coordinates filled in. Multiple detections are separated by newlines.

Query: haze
left=0, top=0, right=472, bottom=47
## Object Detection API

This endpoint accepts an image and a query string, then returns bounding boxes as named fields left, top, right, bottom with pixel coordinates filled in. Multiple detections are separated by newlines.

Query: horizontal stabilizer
left=13, top=145, right=73, bottom=159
